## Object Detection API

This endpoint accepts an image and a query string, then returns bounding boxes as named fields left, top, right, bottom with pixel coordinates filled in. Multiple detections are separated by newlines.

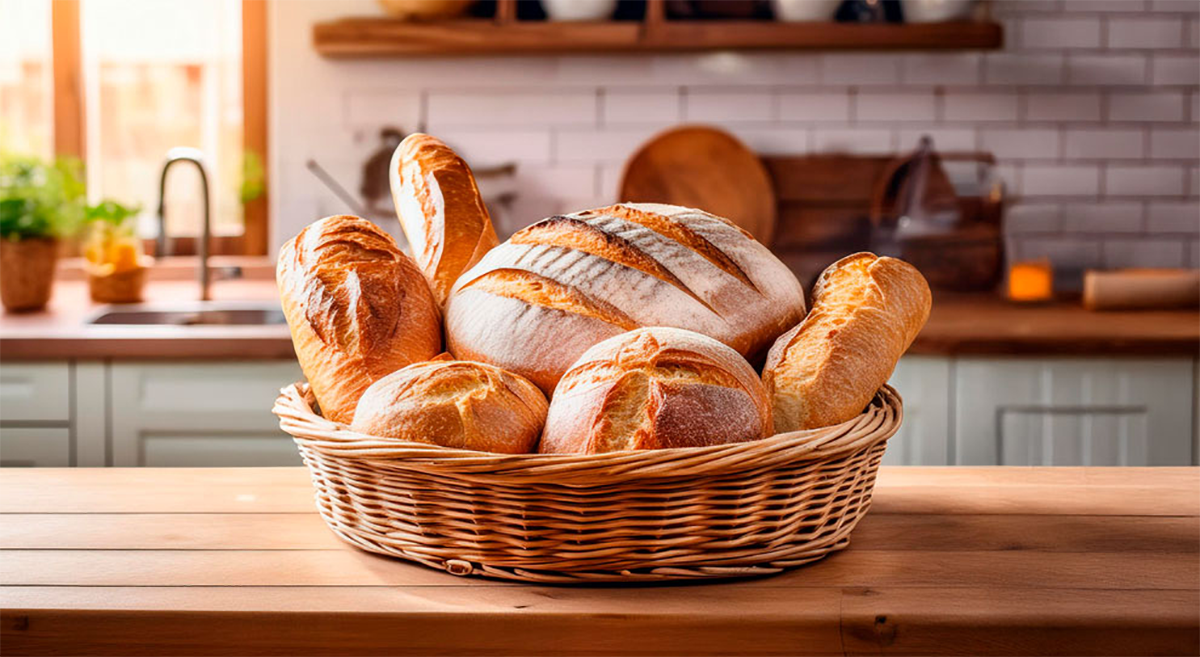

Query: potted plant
left=82, top=199, right=149, bottom=303
left=0, top=156, right=86, bottom=312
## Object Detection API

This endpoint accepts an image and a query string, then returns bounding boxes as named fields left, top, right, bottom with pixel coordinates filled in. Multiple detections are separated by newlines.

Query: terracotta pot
left=88, top=266, right=147, bottom=304
left=0, top=238, right=58, bottom=312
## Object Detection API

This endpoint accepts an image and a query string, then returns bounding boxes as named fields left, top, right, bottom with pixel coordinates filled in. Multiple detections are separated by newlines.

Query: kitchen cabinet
left=0, top=362, right=70, bottom=423
left=0, top=427, right=71, bottom=467
left=882, top=356, right=951, bottom=466
left=954, top=358, right=1195, bottom=466
left=109, top=362, right=303, bottom=467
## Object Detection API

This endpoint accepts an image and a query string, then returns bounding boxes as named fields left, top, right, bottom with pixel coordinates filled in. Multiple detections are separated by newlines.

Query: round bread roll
left=540, top=327, right=772, bottom=455
left=445, top=203, right=807, bottom=395
left=277, top=215, right=441, bottom=424
left=352, top=359, right=548, bottom=454
left=763, top=252, right=931, bottom=433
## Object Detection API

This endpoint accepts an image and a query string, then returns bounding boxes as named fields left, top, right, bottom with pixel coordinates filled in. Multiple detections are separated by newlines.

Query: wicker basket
left=273, top=382, right=902, bottom=583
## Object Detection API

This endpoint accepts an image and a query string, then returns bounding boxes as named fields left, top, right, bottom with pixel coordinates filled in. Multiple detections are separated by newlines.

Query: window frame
left=50, top=0, right=269, bottom=256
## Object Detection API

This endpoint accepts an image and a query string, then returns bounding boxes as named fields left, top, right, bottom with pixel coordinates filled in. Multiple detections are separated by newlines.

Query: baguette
left=446, top=203, right=807, bottom=394
left=277, top=215, right=442, bottom=424
left=352, top=359, right=547, bottom=454
left=763, top=253, right=931, bottom=432
left=390, top=133, right=499, bottom=306
left=540, top=327, right=772, bottom=454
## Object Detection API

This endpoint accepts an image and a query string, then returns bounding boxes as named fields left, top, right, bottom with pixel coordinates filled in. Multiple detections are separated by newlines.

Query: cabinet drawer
left=0, top=427, right=71, bottom=466
left=0, top=362, right=71, bottom=423
left=140, top=433, right=302, bottom=467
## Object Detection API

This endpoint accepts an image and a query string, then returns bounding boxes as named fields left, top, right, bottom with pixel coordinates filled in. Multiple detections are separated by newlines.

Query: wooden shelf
left=312, top=19, right=1004, bottom=58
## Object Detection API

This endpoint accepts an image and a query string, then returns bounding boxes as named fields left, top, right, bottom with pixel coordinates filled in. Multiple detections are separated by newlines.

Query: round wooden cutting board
left=619, top=126, right=777, bottom=245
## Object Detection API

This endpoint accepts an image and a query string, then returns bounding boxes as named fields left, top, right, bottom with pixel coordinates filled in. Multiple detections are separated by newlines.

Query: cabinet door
left=110, top=361, right=305, bottom=467
left=955, top=358, right=1194, bottom=466
left=0, top=362, right=70, bottom=423
left=0, top=427, right=71, bottom=466
left=882, top=356, right=951, bottom=465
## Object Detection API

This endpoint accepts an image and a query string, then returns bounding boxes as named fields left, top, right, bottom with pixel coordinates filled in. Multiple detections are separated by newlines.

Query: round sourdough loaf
left=351, top=359, right=547, bottom=454
left=540, top=327, right=772, bottom=454
left=445, top=203, right=806, bottom=394
left=277, top=215, right=441, bottom=424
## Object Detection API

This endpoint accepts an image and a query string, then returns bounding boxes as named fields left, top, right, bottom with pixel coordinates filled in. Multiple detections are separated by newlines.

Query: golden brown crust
left=351, top=359, right=548, bottom=454
left=277, top=215, right=441, bottom=424
left=540, top=327, right=772, bottom=454
left=390, top=133, right=499, bottom=306
left=445, top=203, right=806, bottom=394
left=763, top=252, right=932, bottom=432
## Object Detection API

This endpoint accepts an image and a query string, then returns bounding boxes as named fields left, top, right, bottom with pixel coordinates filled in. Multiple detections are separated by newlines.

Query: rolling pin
left=1083, top=268, right=1200, bottom=310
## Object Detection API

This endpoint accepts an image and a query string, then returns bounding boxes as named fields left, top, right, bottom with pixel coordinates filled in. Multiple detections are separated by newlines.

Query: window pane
left=0, top=0, right=54, bottom=158
left=81, top=0, right=242, bottom=238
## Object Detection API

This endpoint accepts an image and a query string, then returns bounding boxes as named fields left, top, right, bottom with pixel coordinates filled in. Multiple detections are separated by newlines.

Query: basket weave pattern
left=274, top=383, right=902, bottom=583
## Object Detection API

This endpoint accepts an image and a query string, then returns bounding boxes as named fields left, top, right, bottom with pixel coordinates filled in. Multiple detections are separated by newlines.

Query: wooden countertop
left=1, top=466, right=1197, bottom=656
left=1, top=280, right=1197, bottom=360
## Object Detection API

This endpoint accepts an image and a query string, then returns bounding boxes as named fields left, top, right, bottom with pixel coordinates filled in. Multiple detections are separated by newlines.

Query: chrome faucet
left=157, top=147, right=212, bottom=301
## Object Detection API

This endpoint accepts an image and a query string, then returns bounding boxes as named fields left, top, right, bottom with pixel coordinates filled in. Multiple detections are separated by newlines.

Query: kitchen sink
left=87, top=302, right=287, bottom=326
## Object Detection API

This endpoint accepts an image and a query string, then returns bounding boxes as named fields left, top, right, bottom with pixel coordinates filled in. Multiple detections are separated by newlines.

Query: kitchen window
left=0, top=0, right=268, bottom=255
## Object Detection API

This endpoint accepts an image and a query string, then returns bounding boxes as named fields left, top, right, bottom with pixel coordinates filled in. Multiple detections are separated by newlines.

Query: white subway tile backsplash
left=981, top=128, right=1061, bottom=159
left=813, top=128, right=895, bottom=154
left=1147, top=201, right=1200, bottom=232
left=602, top=90, right=680, bottom=125
left=1189, top=240, right=1200, bottom=266
left=1021, top=164, right=1102, bottom=196
left=901, top=54, right=981, bottom=85
left=1152, top=55, right=1200, bottom=85
left=1064, top=128, right=1146, bottom=159
left=1059, top=1, right=1146, bottom=12
left=820, top=55, right=901, bottom=85
left=554, top=127, right=661, bottom=164
left=1107, top=91, right=1187, bottom=122
left=943, top=92, right=1020, bottom=121
left=427, top=91, right=596, bottom=128
left=1025, top=92, right=1103, bottom=121
left=896, top=127, right=977, bottom=151
left=1106, top=165, right=1188, bottom=196
left=511, top=165, right=598, bottom=200
left=726, top=128, right=810, bottom=155
left=984, top=54, right=1064, bottom=85
left=1062, top=202, right=1144, bottom=233
left=653, top=53, right=820, bottom=86
left=1022, top=17, right=1102, bottom=49
left=1014, top=237, right=1104, bottom=270
left=1103, top=239, right=1185, bottom=268
left=856, top=92, right=937, bottom=122
left=1190, top=166, right=1200, bottom=196
left=344, top=91, right=422, bottom=128
left=1107, top=18, right=1185, bottom=48
left=1006, top=203, right=1062, bottom=234
left=437, top=130, right=553, bottom=166
left=684, top=89, right=774, bottom=123
left=1150, top=0, right=1200, bottom=12
left=1150, top=127, right=1200, bottom=159
left=778, top=91, right=852, bottom=121
left=1066, top=54, right=1148, bottom=86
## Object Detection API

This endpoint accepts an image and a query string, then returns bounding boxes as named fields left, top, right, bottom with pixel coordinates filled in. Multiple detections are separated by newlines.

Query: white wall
left=269, top=0, right=1200, bottom=269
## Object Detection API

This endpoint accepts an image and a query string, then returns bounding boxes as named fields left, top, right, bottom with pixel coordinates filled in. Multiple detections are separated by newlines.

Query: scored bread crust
left=540, top=327, right=772, bottom=454
left=445, top=203, right=807, bottom=394
left=762, top=252, right=932, bottom=432
left=351, top=359, right=548, bottom=454
left=277, top=215, right=442, bottom=424
left=390, top=133, right=499, bottom=306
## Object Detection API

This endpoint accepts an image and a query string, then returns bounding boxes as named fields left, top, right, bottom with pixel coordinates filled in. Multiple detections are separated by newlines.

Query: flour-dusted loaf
left=277, top=215, right=442, bottom=424
left=352, top=359, right=548, bottom=454
left=540, top=327, right=772, bottom=454
left=390, top=133, right=499, bottom=306
left=445, top=203, right=807, bottom=394
left=763, top=253, right=931, bottom=432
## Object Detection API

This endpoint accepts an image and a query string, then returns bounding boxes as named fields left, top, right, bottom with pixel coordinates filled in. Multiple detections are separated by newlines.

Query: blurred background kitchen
left=1, top=0, right=1197, bottom=468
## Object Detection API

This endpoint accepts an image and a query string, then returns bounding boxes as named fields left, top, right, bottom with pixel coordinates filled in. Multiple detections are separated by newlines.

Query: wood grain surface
left=1, top=467, right=1197, bottom=656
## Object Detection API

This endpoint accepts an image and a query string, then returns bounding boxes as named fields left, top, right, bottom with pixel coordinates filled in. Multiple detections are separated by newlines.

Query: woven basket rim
left=273, top=382, right=903, bottom=484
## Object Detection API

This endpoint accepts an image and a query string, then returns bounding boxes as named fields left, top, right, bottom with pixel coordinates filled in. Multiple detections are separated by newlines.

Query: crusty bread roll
left=277, top=215, right=442, bottom=424
left=352, top=359, right=548, bottom=454
left=390, top=133, right=499, bottom=306
left=763, top=253, right=931, bottom=433
left=540, top=327, right=772, bottom=454
left=446, top=203, right=806, bottom=394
